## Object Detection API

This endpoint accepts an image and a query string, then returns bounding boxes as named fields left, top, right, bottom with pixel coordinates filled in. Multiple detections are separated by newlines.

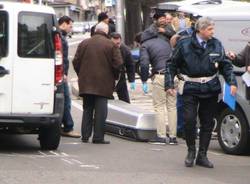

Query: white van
left=0, top=2, right=64, bottom=150
left=157, top=0, right=250, bottom=154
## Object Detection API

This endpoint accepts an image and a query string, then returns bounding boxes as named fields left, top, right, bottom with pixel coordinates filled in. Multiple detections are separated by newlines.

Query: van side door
left=12, top=11, right=55, bottom=114
left=0, top=10, right=11, bottom=113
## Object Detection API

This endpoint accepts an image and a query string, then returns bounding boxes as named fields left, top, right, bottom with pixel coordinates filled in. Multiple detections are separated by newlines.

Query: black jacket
left=119, top=44, right=135, bottom=83
left=60, top=30, right=69, bottom=76
left=140, top=24, right=172, bottom=82
left=165, top=33, right=237, bottom=97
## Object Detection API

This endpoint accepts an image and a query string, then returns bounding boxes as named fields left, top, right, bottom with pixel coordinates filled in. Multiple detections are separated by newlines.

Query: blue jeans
left=177, top=94, right=184, bottom=134
left=62, top=81, right=74, bottom=132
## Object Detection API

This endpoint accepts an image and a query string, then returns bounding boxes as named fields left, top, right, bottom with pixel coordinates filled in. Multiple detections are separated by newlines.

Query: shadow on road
left=0, top=134, right=40, bottom=153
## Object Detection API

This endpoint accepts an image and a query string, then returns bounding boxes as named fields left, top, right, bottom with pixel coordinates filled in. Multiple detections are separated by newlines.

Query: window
left=0, top=11, right=8, bottom=57
left=18, top=12, right=54, bottom=58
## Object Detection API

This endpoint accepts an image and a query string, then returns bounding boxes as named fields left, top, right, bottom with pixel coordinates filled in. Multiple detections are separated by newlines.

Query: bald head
left=95, top=22, right=109, bottom=34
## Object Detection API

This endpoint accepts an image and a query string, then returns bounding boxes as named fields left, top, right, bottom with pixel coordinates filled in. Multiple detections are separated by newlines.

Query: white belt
left=181, top=74, right=217, bottom=83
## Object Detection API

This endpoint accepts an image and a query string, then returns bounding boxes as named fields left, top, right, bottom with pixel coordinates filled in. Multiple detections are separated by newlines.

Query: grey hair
left=195, top=17, right=214, bottom=31
left=95, top=22, right=109, bottom=34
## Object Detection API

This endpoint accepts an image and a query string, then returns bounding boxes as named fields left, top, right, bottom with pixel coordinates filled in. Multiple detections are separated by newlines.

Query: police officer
left=165, top=17, right=237, bottom=168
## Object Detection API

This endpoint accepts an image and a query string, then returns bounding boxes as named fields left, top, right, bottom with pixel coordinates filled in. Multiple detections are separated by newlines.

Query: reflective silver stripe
left=181, top=74, right=217, bottom=83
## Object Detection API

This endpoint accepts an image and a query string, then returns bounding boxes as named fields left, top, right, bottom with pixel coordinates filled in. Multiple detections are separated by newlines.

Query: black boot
left=196, top=131, right=214, bottom=168
left=185, top=145, right=196, bottom=167
left=196, top=149, right=214, bottom=168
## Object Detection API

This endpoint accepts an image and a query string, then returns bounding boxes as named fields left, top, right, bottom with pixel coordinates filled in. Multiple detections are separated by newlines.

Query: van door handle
left=0, top=66, right=9, bottom=77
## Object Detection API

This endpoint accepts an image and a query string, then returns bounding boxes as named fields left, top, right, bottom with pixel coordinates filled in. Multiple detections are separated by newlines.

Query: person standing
left=140, top=13, right=177, bottom=145
left=73, top=22, right=123, bottom=144
left=90, top=12, right=109, bottom=37
left=165, top=17, right=237, bottom=168
left=172, top=12, right=191, bottom=32
left=110, top=32, right=135, bottom=103
left=227, top=42, right=250, bottom=99
left=59, top=16, right=81, bottom=138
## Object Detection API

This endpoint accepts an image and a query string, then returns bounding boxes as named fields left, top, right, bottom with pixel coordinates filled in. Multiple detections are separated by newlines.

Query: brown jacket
left=72, top=32, right=123, bottom=98
left=234, top=42, right=250, bottom=69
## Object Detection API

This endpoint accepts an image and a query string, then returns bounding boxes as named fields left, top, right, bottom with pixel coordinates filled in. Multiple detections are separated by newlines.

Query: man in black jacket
left=165, top=17, right=237, bottom=168
left=110, top=32, right=135, bottom=103
left=140, top=13, right=177, bottom=145
left=59, top=16, right=80, bottom=138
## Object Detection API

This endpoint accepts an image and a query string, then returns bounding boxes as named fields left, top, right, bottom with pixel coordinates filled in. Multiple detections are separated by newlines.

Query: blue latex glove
left=142, top=83, right=148, bottom=94
left=130, top=82, right=136, bottom=90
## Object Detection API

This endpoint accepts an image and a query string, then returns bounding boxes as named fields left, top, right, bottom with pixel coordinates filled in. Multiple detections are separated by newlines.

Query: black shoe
left=92, top=140, right=110, bottom=144
left=81, top=138, right=89, bottom=143
left=196, top=154, right=214, bottom=168
left=149, top=136, right=166, bottom=144
left=185, top=147, right=196, bottom=167
left=169, top=137, right=178, bottom=145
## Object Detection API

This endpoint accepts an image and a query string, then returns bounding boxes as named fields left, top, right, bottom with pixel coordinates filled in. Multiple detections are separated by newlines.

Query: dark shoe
left=169, top=137, right=178, bottom=145
left=149, top=136, right=166, bottom=144
left=185, top=146, right=196, bottom=167
left=196, top=154, right=214, bottom=168
left=92, top=140, right=110, bottom=144
left=81, top=138, right=89, bottom=143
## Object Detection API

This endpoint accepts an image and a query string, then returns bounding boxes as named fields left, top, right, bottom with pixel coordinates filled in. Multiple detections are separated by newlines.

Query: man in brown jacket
left=73, top=22, right=123, bottom=144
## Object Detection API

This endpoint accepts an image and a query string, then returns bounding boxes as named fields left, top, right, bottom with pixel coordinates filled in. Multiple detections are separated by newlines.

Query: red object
left=54, top=33, right=63, bottom=85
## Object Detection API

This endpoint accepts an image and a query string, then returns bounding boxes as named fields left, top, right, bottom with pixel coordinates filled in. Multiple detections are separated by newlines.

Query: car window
left=0, top=11, right=8, bottom=58
left=18, top=12, right=54, bottom=58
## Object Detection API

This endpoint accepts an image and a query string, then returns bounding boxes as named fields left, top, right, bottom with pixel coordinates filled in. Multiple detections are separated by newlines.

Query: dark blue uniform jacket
left=165, top=33, right=237, bottom=97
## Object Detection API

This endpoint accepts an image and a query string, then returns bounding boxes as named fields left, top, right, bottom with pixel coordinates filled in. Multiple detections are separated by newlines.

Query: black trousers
left=116, top=80, right=130, bottom=103
left=81, top=94, right=108, bottom=141
left=182, top=94, right=218, bottom=151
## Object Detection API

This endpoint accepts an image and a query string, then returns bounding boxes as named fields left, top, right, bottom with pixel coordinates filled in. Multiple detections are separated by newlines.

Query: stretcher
left=105, top=100, right=157, bottom=141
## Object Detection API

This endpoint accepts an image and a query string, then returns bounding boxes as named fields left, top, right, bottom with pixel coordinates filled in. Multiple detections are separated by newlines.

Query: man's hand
left=63, top=75, right=67, bottom=82
left=226, top=51, right=236, bottom=60
left=158, top=27, right=165, bottom=33
left=247, top=66, right=250, bottom=73
left=130, top=82, right=136, bottom=90
left=230, top=85, right=237, bottom=96
left=166, top=88, right=176, bottom=96
left=142, top=83, right=148, bottom=94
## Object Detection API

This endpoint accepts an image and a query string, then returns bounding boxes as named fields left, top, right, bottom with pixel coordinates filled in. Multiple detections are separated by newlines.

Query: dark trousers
left=81, top=94, right=108, bottom=141
left=177, top=94, right=184, bottom=134
left=116, top=80, right=130, bottom=103
left=182, top=94, right=218, bottom=151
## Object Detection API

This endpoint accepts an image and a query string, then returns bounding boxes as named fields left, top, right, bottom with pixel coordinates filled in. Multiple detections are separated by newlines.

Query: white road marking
left=62, top=142, right=81, bottom=145
left=38, top=151, right=47, bottom=156
left=50, top=151, right=60, bottom=156
left=61, top=152, right=69, bottom=157
left=80, top=164, right=100, bottom=169
left=61, top=158, right=74, bottom=165
left=70, top=158, right=83, bottom=164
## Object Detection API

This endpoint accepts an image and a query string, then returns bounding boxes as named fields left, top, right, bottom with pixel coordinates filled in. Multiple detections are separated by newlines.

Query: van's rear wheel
left=39, top=121, right=61, bottom=150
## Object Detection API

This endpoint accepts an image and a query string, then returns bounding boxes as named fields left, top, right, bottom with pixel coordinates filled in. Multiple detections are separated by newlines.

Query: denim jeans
left=62, top=81, right=74, bottom=132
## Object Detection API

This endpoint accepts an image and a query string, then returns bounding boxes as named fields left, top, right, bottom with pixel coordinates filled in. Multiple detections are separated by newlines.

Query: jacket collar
left=93, top=31, right=109, bottom=38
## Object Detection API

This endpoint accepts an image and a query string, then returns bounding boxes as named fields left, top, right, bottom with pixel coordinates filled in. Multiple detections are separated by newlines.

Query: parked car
left=72, top=21, right=85, bottom=34
left=0, top=1, right=64, bottom=150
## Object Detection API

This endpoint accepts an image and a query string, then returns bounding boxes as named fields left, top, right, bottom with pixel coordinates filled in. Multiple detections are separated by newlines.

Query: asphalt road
left=0, top=34, right=250, bottom=184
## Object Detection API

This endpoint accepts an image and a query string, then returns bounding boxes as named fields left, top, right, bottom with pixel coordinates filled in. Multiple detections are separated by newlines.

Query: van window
left=0, top=11, right=8, bottom=57
left=18, top=12, right=54, bottom=58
